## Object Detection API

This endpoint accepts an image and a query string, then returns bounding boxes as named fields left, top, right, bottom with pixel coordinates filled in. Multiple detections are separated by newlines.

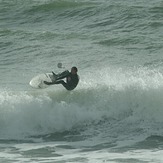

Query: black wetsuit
left=55, top=70, right=79, bottom=91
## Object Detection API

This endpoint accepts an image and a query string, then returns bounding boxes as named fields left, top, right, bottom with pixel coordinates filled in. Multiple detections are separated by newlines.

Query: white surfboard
left=29, top=73, right=56, bottom=89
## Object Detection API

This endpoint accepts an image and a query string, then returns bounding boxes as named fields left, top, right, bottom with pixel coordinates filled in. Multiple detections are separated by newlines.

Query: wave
left=26, top=0, right=94, bottom=13
left=1, top=67, right=163, bottom=140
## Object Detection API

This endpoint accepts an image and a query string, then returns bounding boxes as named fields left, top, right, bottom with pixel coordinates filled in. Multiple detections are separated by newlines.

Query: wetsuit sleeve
left=56, top=70, right=70, bottom=80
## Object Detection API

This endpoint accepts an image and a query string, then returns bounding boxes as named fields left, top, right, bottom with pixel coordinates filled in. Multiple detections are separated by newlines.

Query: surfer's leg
left=55, top=80, right=70, bottom=90
left=44, top=80, right=66, bottom=86
left=55, top=80, right=66, bottom=86
left=44, top=81, right=55, bottom=85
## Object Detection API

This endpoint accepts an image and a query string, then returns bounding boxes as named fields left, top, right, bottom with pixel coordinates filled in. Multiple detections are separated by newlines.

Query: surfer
left=44, top=67, right=79, bottom=91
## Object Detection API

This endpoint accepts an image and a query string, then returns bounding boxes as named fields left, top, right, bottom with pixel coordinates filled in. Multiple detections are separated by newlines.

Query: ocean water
left=1, top=0, right=163, bottom=162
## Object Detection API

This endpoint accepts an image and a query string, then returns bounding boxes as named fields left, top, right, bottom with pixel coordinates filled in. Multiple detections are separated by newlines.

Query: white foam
left=1, top=66, right=163, bottom=140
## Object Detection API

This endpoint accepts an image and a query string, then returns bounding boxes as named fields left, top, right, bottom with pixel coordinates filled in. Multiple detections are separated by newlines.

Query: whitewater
left=0, top=0, right=163, bottom=162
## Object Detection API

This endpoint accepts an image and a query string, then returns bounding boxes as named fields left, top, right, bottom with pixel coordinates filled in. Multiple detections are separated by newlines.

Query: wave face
left=1, top=0, right=163, bottom=162
left=1, top=67, right=163, bottom=141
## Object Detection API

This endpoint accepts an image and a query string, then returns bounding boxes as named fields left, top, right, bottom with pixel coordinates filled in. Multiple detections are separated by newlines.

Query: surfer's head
left=71, top=67, right=78, bottom=74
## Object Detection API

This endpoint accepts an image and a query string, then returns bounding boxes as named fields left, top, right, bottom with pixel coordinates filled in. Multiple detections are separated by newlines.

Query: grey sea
left=0, top=0, right=163, bottom=162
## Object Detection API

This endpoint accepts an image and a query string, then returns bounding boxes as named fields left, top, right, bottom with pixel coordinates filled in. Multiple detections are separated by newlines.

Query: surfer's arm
left=56, top=70, right=70, bottom=80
